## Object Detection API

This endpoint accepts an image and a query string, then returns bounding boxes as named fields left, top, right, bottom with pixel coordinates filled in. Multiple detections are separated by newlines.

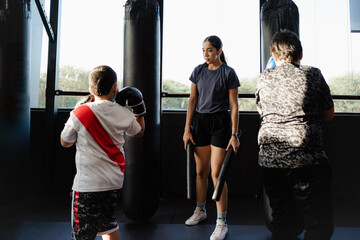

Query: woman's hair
left=89, top=65, right=117, bottom=96
left=270, top=29, right=302, bottom=62
left=203, top=35, right=227, bottom=64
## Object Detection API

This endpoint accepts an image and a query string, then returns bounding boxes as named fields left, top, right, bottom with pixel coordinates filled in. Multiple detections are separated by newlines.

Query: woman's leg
left=194, top=145, right=211, bottom=203
left=209, top=145, right=229, bottom=240
left=185, top=145, right=211, bottom=226
left=210, top=145, right=227, bottom=212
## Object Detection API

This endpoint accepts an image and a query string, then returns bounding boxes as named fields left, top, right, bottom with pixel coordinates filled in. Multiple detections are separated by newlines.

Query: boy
left=60, top=65, right=145, bottom=240
left=256, top=30, right=334, bottom=240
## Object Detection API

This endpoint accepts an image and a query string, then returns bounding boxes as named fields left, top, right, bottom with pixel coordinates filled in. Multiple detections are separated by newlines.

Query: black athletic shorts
left=71, top=189, right=120, bottom=240
left=191, top=111, right=231, bottom=148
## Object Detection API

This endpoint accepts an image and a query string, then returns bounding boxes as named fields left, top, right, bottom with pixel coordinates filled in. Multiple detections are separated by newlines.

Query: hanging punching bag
left=122, top=0, right=161, bottom=221
left=260, top=0, right=300, bottom=231
left=260, top=0, right=299, bottom=71
left=0, top=0, right=31, bottom=204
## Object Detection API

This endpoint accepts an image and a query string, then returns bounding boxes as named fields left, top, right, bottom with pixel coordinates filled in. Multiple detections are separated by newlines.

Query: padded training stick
left=212, top=130, right=242, bottom=202
left=186, top=141, right=195, bottom=200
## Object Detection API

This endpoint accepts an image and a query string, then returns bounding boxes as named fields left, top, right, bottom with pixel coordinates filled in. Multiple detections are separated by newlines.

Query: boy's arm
left=255, top=74, right=264, bottom=115
left=318, top=70, right=334, bottom=121
left=60, top=113, right=77, bottom=147
left=60, top=138, right=75, bottom=148
left=132, top=116, right=145, bottom=138
left=321, top=107, right=334, bottom=121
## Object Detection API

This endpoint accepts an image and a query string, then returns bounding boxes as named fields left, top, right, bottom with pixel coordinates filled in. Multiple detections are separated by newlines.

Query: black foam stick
left=212, top=130, right=242, bottom=202
left=186, top=141, right=196, bottom=200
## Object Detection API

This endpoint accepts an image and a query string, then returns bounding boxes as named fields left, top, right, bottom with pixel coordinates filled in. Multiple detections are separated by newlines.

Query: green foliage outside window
left=38, top=66, right=360, bottom=112
left=328, top=73, right=360, bottom=113
left=162, top=79, right=190, bottom=110
left=38, top=66, right=90, bottom=108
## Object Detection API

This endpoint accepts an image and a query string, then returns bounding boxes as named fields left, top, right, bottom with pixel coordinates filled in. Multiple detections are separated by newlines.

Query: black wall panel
left=29, top=110, right=360, bottom=199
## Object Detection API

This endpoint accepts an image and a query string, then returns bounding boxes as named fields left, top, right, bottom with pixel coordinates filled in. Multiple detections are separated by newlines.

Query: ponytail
left=220, top=51, right=227, bottom=64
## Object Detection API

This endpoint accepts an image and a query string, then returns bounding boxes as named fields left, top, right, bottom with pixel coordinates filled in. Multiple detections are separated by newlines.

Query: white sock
left=196, top=201, right=206, bottom=211
left=217, top=211, right=227, bottom=223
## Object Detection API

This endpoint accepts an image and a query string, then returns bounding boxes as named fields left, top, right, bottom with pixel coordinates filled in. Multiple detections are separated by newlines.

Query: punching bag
left=260, top=0, right=300, bottom=230
left=0, top=0, right=31, bottom=204
left=260, top=0, right=299, bottom=71
left=122, top=0, right=161, bottom=221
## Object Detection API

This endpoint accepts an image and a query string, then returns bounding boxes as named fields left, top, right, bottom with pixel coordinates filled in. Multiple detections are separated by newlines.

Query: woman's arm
left=227, top=88, right=240, bottom=153
left=183, top=83, right=198, bottom=149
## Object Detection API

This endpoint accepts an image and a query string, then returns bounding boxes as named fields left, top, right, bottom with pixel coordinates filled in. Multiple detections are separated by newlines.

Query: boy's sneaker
left=210, top=220, right=228, bottom=240
left=185, top=207, right=207, bottom=226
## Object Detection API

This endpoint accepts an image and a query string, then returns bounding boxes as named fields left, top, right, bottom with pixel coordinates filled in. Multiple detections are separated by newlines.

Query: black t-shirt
left=190, top=63, right=240, bottom=113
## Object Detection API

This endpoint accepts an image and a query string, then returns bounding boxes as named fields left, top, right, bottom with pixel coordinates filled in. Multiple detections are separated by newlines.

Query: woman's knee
left=210, top=172, right=219, bottom=184
left=197, top=168, right=209, bottom=179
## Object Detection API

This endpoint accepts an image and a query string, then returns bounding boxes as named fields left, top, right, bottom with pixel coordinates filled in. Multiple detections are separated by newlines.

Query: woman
left=183, top=35, right=240, bottom=240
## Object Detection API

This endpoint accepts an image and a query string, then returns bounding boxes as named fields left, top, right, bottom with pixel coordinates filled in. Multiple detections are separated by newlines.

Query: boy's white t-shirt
left=60, top=100, right=141, bottom=192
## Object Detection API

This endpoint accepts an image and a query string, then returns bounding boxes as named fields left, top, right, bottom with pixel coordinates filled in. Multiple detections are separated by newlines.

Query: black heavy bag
left=121, top=0, right=161, bottom=221
left=0, top=0, right=31, bottom=204
left=260, top=0, right=299, bottom=71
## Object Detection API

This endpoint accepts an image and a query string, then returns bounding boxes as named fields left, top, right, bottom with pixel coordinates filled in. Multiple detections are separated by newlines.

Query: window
left=37, top=27, right=49, bottom=108
left=293, top=0, right=360, bottom=112
left=35, top=0, right=50, bottom=108
left=163, top=0, right=360, bottom=112
left=163, top=0, right=260, bottom=111
left=38, top=0, right=124, bottom=108
left=350, top=0, right=360, bottom=32
left=37, top=0, right=360, bottom=112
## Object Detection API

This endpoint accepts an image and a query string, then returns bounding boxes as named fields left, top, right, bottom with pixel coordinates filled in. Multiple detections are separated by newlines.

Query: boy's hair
left=89, top=65, right=117, bottom=96
left=270, top=29, right=302, bottom=62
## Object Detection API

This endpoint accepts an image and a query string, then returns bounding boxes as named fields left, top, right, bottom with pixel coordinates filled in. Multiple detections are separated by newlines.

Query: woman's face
left=202, top=41, right=221, bottom=65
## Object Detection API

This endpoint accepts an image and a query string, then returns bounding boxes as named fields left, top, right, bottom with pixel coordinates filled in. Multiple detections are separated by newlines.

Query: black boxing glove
left=115, top=86, right=146, bottom=117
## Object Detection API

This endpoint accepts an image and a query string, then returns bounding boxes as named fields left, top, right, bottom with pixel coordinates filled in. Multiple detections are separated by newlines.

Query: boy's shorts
left=191, top=111, right=231, bottom=149
left=71, top=189, right=121, bottom=240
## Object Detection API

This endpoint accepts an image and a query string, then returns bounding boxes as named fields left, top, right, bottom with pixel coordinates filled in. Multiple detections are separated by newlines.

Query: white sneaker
left=210, top=220, right=228, bottom=240
left=185, top=207, right=207, bottom=226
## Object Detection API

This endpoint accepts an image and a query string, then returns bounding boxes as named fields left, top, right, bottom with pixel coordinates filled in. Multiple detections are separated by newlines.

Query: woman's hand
left=183, top=130, right=195, bottom=150
left=226, top=135, right=240, bottom=153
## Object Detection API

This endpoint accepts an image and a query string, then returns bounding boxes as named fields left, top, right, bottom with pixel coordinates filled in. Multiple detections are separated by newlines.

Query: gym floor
left=0, top=193, right=359, bottom=240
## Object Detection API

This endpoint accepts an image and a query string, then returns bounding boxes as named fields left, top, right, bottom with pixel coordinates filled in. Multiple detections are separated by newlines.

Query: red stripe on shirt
left=73, top=104, right=125, bottom=173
